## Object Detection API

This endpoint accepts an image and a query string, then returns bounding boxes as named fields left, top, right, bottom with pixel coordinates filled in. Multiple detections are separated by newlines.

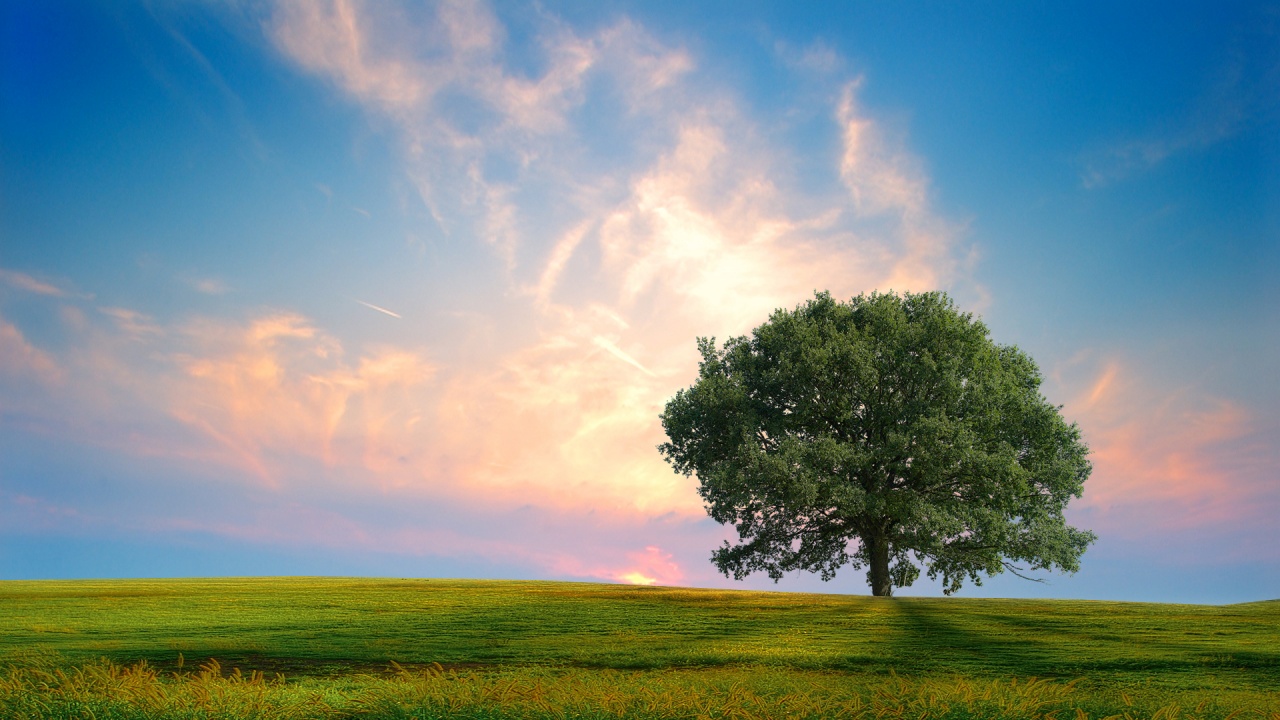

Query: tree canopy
left=659, top=291, right=1095, bottom=596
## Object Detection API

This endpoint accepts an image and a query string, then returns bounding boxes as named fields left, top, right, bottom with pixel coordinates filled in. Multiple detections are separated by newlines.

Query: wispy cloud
left=0, top=268, right=72, bottom=297
left=1080, top=119, right=1242, bottom=189
left=0, top=319, right=64, bottom=386
left=1079, top=41, right=1267, bottom=189
left=774, top=39, right=841, bottom=75
left=190, top=277, right=230, bottom=295
left=100, top=307, right=163, bottom=338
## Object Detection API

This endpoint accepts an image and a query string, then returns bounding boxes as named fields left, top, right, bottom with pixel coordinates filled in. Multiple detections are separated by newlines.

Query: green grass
left=1, top=578, right=1277, bottom=718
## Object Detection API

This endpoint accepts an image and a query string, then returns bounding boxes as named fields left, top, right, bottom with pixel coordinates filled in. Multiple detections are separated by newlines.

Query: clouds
left=253, top=0, right=972, bottom=522
left=1080, top=115, right=1244, bottom=190
left=0, top=268, right=93, bottom=304
left=0, top=319, right=63, bottom=387
left=16, top=0, right=1273, bottom=593
left=0, top=298, right=435, bottom=488
left=169, top=313, right=435, bottom=485
left=99, top=307, right=163, bottom=339
left=1059, top=357, right=1279, bottom=561
left=270, top=0, right=432, bottom=113
left=0, top=269, right=71, bottom=298
left=2, top=0, right=1274, bottom=600
left=0, top=0, right=976, bottom=586
left=1078, top=13, right=1276, bottom=190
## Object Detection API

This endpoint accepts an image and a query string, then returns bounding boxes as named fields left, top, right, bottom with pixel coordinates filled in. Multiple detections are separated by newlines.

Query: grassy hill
left=1, top=578, right=1277, bottom=719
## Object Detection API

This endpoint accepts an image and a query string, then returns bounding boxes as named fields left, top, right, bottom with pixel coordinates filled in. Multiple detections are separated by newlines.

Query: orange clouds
left=1064, top=359, right=1275, bottom=542
left=436, top=316, right=699, bottom=516
left=168, top=313, right=435, bottom=486
left=1, top=301, right=440, bottom=495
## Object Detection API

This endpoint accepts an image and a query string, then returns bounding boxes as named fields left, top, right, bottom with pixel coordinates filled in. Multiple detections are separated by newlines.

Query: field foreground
left=1, top=578, right=1277, bottom=719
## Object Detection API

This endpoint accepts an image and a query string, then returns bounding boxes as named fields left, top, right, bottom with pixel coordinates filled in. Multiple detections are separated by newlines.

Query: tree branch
left=1001, top=561, right=1046, bottom=583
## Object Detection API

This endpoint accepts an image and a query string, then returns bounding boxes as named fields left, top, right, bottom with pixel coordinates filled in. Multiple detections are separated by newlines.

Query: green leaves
left=660, top=290, right=1095, bottom=596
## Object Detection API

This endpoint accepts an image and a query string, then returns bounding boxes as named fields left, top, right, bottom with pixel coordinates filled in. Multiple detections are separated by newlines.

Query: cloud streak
left=356, top=299, right=403, bottom=318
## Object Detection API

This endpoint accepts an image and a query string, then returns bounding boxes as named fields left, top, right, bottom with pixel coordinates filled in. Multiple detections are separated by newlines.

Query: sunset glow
left=2, top=1, right=1275, bottom=602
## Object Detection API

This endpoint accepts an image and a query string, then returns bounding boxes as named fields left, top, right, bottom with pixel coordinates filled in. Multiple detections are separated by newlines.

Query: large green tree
left=659, top=291, right=1095, bottom=596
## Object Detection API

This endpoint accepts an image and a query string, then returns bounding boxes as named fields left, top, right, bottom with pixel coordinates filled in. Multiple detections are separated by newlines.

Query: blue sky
left=1, top=0, right=1277, bottom=603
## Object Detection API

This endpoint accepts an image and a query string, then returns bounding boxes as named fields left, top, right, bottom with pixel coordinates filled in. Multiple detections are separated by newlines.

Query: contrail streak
left=593, top=336, right=656, bottom=377
left=356, top=299, right=402, bottom=319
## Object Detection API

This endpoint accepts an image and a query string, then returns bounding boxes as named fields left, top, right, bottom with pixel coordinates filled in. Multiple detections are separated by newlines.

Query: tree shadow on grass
left=889, top=601, right=1280, bottom=690
left=877, top=598, right=1045, bottom=677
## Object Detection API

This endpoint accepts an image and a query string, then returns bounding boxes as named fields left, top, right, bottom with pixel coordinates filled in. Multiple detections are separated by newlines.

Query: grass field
left=1, top=578, right=1277, bottom=719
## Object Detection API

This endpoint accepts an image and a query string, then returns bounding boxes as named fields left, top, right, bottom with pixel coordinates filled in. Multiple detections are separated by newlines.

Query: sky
left=1, top=0, right=1277, bottom=604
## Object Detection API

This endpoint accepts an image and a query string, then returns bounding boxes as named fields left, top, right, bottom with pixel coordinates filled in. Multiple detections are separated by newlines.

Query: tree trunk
left=866, top=535, right=893, bottom=597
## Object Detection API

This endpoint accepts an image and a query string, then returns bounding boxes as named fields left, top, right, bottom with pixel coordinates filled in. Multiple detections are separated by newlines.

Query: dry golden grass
left=2, top=657, right=1278, bottom=719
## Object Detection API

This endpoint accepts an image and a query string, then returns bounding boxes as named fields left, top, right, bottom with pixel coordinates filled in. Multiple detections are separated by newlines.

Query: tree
left=659, top=291, right=1095, bottom=596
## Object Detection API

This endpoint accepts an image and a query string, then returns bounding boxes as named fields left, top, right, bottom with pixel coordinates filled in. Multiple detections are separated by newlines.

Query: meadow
left=1, top=577, right=1276, bottom=719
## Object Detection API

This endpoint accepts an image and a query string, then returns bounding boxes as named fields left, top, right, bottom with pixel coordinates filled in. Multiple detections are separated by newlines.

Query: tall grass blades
left=0, top=658, right=337, bottom=719
left=3, top=660, right=1278, bottom=720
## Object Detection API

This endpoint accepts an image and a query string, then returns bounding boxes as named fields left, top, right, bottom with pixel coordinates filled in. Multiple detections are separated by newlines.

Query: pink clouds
left=1, top=494, right=83, bottom=532
left=0, top=476, right=690, bottom=585
left=0, top=319, right=63, bottom=386
left=0, top=269, right=72, bottom=297
left=611, top=546, right=684, bottom=586
left=1062, top=358, right=1278, bottom=557
left=99, top=307, right=163, bottom=338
